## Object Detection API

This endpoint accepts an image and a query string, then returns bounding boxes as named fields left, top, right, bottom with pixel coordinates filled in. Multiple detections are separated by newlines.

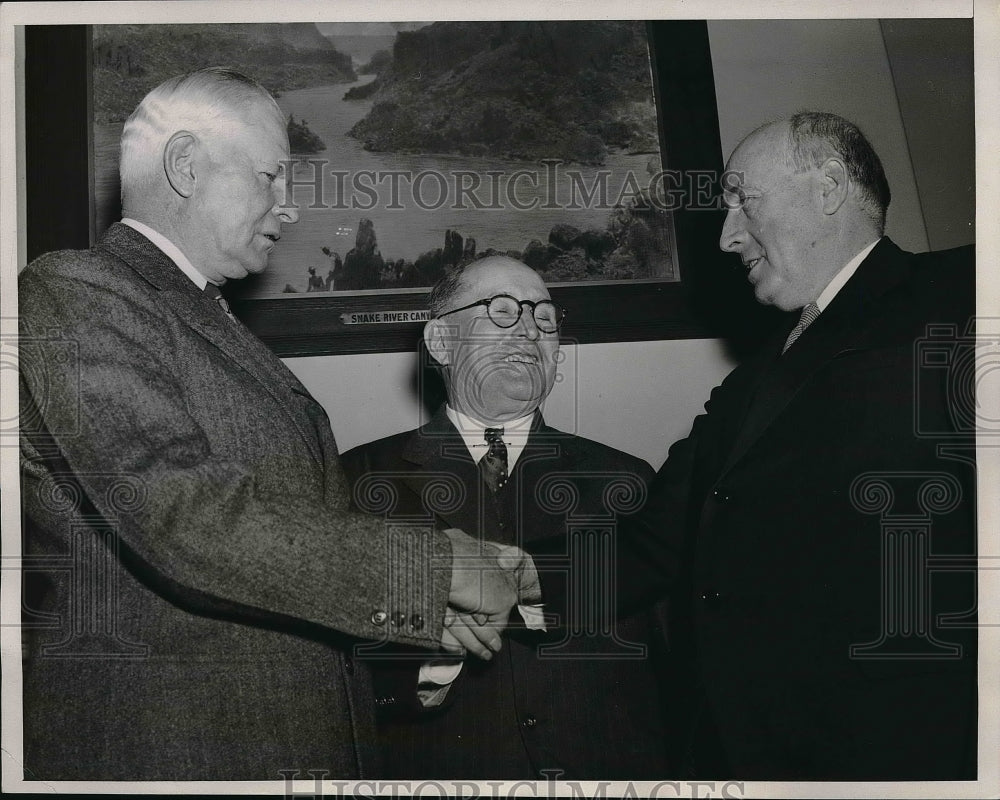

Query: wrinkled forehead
left=458, top=259, right=551, bottom=302
left=725, top=124, right=793, bottom=186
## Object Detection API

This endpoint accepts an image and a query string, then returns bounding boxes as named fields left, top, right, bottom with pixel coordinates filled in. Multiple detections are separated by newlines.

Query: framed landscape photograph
left=28, top=20, right=752, bottom=356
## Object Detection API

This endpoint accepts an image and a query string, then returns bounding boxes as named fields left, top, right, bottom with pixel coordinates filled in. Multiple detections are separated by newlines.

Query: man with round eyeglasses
left=427, top=260, right=564, bottom=427
left=342, top=256, right=672, bottom=779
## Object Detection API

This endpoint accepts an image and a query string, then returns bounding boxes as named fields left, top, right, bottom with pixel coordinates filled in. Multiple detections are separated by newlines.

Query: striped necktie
left=204, top=282, right=236, bottom=321
left=782, top=302, right=821, bottom=353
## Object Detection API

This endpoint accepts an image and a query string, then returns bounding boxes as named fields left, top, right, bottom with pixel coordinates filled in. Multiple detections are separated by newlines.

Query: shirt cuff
left=517, top=603, right=547, bottom=631
left=417, top=659, right=464, bottom=708
left=414, top=605, right=546, bottom=709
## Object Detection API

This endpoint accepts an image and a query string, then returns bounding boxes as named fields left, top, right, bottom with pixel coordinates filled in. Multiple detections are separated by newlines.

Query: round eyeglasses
left=436, top=293, right=566, bottom=333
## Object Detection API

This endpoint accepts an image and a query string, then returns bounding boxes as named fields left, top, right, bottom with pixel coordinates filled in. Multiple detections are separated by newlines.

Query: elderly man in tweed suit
left=18, top=67, right=520, bottom=781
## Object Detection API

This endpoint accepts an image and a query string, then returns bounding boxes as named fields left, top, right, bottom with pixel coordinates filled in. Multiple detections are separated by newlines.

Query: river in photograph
left=94, top=77, right=665, bottom=295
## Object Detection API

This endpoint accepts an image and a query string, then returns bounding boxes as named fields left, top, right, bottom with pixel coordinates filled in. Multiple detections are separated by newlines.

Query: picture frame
left=24, top=21, right=768, bottom=358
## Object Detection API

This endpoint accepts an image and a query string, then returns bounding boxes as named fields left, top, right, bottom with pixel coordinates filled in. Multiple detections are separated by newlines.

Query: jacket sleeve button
left=699, top=590, right=723, bottom=608
left=371, top=609, right=388, bottom=626
left=391, top=611, right=406, bottom=627
left=410, top=614, right=425, bottom=630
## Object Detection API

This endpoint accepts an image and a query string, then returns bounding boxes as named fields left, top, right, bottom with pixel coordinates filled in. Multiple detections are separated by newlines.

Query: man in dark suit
left=525, top=111, right=977, bottom=780
left=18, top=67, right=519, bottom=780
left=342, top=255, right=672, bottom=779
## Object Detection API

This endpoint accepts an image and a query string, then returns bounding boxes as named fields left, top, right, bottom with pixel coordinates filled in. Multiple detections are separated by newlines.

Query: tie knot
left=799, top=302, right=821, bottom=325
left=204, top=282, right=236, bottom=321
left=484, top=427, right=505, bottom=445
left=782, top=302, right=821, bottom=354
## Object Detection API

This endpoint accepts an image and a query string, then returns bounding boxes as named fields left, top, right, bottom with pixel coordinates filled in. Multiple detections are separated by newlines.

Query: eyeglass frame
left=435, top=293, right=567, bottom=333
left=721, top=185, right=765, bottom=210
left=721, top=163, right=819, bottom=211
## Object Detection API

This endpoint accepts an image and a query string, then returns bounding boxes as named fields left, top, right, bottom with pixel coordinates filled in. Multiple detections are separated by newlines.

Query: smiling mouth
left=505, top=353, right=538, bottom=364
left=743, top=257, right=762, bottom=273
left=262, top=233, right=280, bottom=243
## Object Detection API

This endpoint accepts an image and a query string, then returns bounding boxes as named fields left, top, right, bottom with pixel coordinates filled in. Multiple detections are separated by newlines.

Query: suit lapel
left=100, top=223, right=326, bottom=466
left=513, top=415, right=566, bottom=483
left=400, top=407, right=482, bottom=530
left=721, top=238, right=912, bottom=475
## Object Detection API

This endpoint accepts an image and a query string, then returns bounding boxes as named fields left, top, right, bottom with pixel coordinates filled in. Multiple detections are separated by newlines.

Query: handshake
left=441, top=528, right=541, bottom=660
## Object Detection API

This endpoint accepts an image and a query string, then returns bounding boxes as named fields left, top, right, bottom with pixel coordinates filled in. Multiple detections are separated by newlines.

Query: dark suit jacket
left=531, top=238, right=978, bottom=780
left=18, top=223, right=452, bottom=780
left=342, top=409, right=672, bottom=779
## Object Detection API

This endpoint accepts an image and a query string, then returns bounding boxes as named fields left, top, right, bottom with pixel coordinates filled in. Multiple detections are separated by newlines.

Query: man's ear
left=163, top=131, right=198, bottom=198
left=423, top=319, right=452, bottom=367
left=819, top=157, right=849, bottom=215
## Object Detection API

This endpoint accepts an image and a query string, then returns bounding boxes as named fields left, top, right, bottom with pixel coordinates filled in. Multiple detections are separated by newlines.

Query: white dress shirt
left=121, top=218, right=215, bottom=291
left=445, top=405, right=534, bottom=470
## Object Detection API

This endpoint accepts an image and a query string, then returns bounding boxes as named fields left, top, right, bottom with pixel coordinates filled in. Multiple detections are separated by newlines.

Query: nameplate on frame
left=341, top=309, right=432, bottom=325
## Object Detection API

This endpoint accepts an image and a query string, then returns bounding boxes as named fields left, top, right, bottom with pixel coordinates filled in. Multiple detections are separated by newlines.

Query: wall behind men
left=288, top=17, right=973, bottom=470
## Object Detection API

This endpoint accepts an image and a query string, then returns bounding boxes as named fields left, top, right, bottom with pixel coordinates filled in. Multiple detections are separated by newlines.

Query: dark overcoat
left=532, top=238, right=978, bottom=780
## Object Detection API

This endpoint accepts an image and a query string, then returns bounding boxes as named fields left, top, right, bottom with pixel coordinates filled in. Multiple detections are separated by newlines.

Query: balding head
left=719, top=113, right=887, bottom=310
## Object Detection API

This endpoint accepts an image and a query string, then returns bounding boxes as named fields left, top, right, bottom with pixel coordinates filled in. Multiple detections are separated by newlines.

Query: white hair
left=119, top=67, right=283, bottom=204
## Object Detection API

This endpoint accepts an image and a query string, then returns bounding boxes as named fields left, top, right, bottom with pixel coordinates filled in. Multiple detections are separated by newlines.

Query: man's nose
left=274, top=181, right=299, bottom=224
left=515, top=306, right=542, bottom=340
left=719, top=208, right=744, bottom=252
left=279, top=205, right=299, bottom=224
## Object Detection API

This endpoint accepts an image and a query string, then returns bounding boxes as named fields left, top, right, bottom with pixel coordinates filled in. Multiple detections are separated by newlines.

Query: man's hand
left=439, top=618, right=467, bottom=656
left=495, top=543, right=542, bottom=606
left=442, top=529, right=542, bottom=659
left=439, top=607, right=503, bottom=660
left=443, top=529, right=517, bottom=659
left=444, top=528, right=519, bottom=616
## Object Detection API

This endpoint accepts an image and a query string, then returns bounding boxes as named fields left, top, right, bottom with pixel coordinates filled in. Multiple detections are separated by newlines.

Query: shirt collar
left=814, top=238, right=881, bottom=311
left=121, top=218, right=211, bottom=291
left=445, top=405, right=535, bottom=469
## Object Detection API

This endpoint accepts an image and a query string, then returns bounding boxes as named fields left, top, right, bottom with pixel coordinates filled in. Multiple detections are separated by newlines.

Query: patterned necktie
left=480, top=427, right=508, bottom=493
left=204, top=282, right=236, bottom=321
left=782, top=302, right=821, bottom=353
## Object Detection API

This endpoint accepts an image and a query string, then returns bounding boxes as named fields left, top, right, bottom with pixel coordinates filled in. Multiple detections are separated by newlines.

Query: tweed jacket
left=18, top=223, right=451, bottom=780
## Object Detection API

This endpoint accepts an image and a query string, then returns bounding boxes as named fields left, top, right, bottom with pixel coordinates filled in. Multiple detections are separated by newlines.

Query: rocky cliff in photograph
left=93, top=23, right=356, bottom=123
left=347, top=21, right=660, bottom=165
